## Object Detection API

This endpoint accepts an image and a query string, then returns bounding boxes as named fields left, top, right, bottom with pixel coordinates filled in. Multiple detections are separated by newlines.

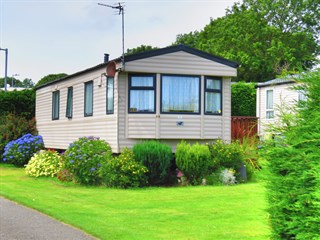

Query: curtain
left=107, top=78, right=114, bottom=113
left=205, top=92, right=221, bottom=113
left=162, top=76, right=199, bottom=113
left=130, top=76, right=154, bottom=112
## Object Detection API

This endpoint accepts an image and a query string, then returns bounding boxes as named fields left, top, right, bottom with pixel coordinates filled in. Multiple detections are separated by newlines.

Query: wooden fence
left=231, top=116, right=258, bottom=141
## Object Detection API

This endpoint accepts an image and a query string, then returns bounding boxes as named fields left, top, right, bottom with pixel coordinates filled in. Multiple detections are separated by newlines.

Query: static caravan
left=256, top=77, right=304, bottom=137
left=36, top=45, right=238, bottom=153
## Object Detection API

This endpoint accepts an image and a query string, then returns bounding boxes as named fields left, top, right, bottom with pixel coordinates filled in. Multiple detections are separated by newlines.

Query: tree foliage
left=0, top=89, right=35, bottom=119
left=35, top=73, right=67, bottom=88
left=174, top=1, right=319, bottom=82
left=238, top=0, right=320, bottom=36
left=1, top=77, right=34, bottom=88
left=125, top=45, right=159, bottom=56
left=231, top=82, right=256, bottom=116
left=261, top=69, right=320, bottom=239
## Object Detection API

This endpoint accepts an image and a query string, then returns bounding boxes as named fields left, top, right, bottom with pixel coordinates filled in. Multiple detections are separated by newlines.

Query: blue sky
left=0, top=0, right=238, bottom=83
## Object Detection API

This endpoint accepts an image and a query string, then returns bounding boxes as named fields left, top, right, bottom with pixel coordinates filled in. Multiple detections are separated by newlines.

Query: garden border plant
left=63, top=136, right=113, bottom=185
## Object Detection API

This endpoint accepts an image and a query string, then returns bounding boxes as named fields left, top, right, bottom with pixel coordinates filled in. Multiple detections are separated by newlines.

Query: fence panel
left=231, top=116, right=258, bottom=141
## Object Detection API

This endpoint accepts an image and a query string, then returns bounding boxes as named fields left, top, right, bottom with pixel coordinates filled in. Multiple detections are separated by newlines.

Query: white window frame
left=266, top=89, right=274, bottom=119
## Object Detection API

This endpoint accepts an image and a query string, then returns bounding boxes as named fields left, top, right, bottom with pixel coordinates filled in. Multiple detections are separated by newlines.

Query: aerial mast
left=98, top=2, right=125, bottom=70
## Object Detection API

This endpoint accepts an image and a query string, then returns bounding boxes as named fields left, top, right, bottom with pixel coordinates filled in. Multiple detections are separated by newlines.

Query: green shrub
left=262, top=70, right=320, bottom=239
left=63, top=137, right=112, bottom=185
left=175, top=141, right=211, bottom=185
left=0, top=113, right=37, bottom=158
left=2, top=133, right=44, bottom=167
left=100, top=148, right=148, bottom=188
left=25, top=150, right=62, bottom=177
left=208, top=140, right=244, bottom=172
left=132, top=140, right=173, bottom=185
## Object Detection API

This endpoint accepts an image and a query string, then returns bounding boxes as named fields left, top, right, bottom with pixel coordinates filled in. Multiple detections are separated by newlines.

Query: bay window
left=161, top=75, right=200, bottom=114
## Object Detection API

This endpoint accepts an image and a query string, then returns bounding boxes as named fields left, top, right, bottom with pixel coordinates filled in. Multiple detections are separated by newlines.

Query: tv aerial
left=98, top=2, right=125, bottom=69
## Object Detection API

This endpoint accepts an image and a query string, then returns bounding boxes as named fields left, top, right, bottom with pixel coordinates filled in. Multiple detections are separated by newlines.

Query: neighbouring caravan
left=256, top=76, right=304, bottom=137
left=36, top=45, right=238, bottom=153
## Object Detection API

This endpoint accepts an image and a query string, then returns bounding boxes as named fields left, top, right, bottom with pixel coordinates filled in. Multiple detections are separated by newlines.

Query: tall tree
left=174, top=0, right=319, bottom=82
left=236, top=0, right=320, bottom=36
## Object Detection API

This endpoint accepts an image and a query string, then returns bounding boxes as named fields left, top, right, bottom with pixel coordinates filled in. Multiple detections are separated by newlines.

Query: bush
left=208, top=140, right=244, bottom=172
left=100, top=148, right=148, bottom=188
left=175, top=141, right=211, bottom=185
left=25, top=150, right=62, bottom=177
left=0, top=113, right=37, bottom=159
left=63, top=137, right=112, bottom=185
left=261, top=70, right=320, bottom=239
left=132, top=140, right=173, bottom=185
left=2, top=134, right=44, bottom=167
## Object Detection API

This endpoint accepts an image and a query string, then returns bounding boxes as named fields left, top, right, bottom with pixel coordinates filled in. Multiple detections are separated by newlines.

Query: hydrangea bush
left=2, top=133, right=44, bottom=167
left=25, top=150, right=62, bottom=177
left=63, top=137, right=112, bottom=185
left=100, top=148, right=148, bottom=188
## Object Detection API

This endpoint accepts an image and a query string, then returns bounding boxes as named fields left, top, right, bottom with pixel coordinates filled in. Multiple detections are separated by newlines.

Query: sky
left=0, top=0, right=239, bottom=84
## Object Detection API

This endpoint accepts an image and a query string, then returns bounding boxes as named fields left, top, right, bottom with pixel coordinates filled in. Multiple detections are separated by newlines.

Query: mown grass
left=0, top=164, right=270, bottom=239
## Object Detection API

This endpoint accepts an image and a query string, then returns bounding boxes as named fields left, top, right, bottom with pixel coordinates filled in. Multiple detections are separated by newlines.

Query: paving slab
left=0, top=197, right=96, bottom=240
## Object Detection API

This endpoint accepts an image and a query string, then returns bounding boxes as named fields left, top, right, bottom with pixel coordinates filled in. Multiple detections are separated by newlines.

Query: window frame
left=52, top=90, right=60, bottom=120
left=160, top=74, right=201, bottom=115
left=66, top=86, right=73, bottom=118
left=128, top=73, right=156, bottom=114
left=106, top=77, right=114, bottom=114
left=204, top=77, right=223, bottom=115
left=84, top=81, right=93, bottom=117
left=266, top=89, right=274, bottom=119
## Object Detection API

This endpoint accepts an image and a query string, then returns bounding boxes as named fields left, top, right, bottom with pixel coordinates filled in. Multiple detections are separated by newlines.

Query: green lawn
left=0, top=164, right=270, bottom=239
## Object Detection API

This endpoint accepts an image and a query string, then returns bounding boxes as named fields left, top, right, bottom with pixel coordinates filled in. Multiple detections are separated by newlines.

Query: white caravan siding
left=37, top=49, right=235, bottom=153
left=125, top=51, right=236, bottom=77
left=117, top=51, right=234, bottom=152
left=36, top=67, right=119, bottom=151
left=256, top=82, right=298, bottom=136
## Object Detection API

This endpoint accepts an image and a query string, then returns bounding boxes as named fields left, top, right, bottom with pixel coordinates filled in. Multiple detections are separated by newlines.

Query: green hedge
left=262, top=70, right=320, bottom=239
left=0, top=89, right=35, bottom=119
left=231, top=82, right=256, bottom=116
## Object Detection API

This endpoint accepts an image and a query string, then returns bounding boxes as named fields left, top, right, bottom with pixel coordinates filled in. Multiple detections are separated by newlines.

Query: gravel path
left=0, top=197, right=96, bottom=240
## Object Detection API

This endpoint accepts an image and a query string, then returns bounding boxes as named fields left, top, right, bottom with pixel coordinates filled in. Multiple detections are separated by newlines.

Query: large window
left=266, top=89, right=274, bottom=119
left=106, top=77, right=114, bottom=114
left=205, top=77, right=222, bottom=115
left=161, top=75, right=200, bottom=114
left=84, top=81, right=93, bottom=116
left=66, top=87, right=73, bottom=118
left=52, top=90, right=60, bottom=120
left=129, top=74, right=156, bottom=113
